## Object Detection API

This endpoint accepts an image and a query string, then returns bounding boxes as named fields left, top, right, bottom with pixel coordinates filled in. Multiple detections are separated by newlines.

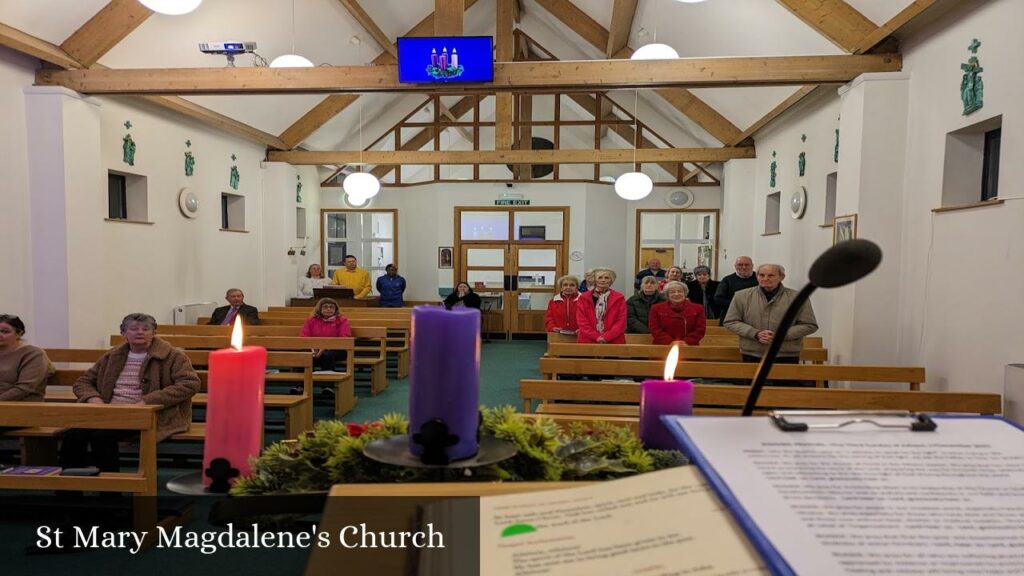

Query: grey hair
left=640, top=275, right=659, bottom=287
left=693, top=265, right=711, bottom=275
left=757, top=263, right=786, bottom=276
left=584, top=269, right=596, bottom=278
left=555, top=275, right=580, bottom=291
left=591, top=267, right=617, bottom=282
left=120, top=313, right=157, bottom=332
left=663, top=281, right=689, bottom=296
left=225, top=287, right=244, bottom=297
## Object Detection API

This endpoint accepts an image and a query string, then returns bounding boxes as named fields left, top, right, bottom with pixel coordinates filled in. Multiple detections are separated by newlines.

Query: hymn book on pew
left=667, top=414, right=1024, bottom=576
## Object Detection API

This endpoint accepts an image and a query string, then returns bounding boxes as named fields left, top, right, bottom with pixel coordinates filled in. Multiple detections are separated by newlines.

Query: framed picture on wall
left=833, top=214, right=858, bottom=245
left=438, top=246, right=453, bottom=269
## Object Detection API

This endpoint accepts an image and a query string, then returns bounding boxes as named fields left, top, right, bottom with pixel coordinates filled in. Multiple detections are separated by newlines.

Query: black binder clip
left=770, top=410, right=938, bottom=432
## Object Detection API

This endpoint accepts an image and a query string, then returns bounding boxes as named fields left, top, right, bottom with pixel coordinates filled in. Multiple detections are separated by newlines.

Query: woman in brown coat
left=61, top=313, right=200, bottom=471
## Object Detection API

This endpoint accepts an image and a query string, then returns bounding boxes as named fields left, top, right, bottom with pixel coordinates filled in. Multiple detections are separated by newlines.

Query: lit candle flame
left=231, top=316, right=244, bottom=351
left=663, top=344, right=679, bottom=381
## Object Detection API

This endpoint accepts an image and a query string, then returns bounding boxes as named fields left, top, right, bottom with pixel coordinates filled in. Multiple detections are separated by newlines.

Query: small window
left=764, top=192, right=781, bottom=235
left=221, top=192, right=246, bottom=231
left=823, top=172, right=837, bottom=225
left=108, top=173, right=127, bottom=219
left=296, top=207, right=307, bottom=239
left=942, top=115, right=1001, bottom=207
left=981, top=128, right=1001, bottom=201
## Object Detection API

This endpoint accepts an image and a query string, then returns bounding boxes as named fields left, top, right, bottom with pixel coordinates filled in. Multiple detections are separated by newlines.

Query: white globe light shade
left=614, top=172, right=653, bottom=201
left=343, top=172, right=381, bottom=199
left=346, top=192, right=369, bottom=207
left=630, top=43, right=679, bottom=60
left=270, top=54, right=314, bottom=68
left=139, top=0, right=203, bottom=15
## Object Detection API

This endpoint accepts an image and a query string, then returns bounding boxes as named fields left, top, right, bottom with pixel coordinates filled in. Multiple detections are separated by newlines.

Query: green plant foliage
left=231, top=406, right=688, bottom=495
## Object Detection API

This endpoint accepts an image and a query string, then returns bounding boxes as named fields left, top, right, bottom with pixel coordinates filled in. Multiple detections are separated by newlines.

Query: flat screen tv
left=397, top=36, right=494, bottom=83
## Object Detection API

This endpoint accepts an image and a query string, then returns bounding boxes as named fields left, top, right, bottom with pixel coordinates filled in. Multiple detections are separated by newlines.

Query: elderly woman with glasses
left=61, top=313, right=200, bottom=471
left=545, top=275, right=581, bottom=334
left=300, top=298, right=352, bottom=373
left=649, top=281, right=706, bottom=346
left=576, top=268, right=627, bottom=344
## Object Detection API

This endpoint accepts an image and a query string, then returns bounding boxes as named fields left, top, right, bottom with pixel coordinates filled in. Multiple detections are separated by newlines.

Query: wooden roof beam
left=606, top=0, right=638, bottom=58
left=495, top=0, right=516, bottom=150
left=435, top=0, right=465, bottom=36
left=269, top=147, right=756, bottom=166
left=336, top=0, right=397, bottom=59
left=0, top=22, right=81, bottom=69
left=36, top=54, right=902, bottom=94
left=60, top=0, right=153, bottom=67
left=775, top=0, right=877, bottom=54
left=532, top=0, right=741, bottom=145
left=371, top=96, right=477, bottom=179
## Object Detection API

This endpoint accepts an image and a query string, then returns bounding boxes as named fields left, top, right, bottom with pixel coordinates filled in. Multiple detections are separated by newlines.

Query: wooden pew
left=545, top=343, right=828, bottom=364
left=49, top=348, right=315, bottom=438
left=149, top=335, right=357, bottom=417
left=537, top=357, right=927, bottom=391
left=0, top=402, right=182, bottom=542
left=545, top=332, right=824, bottom=348
left=518, top=379, right=1001, bottom=418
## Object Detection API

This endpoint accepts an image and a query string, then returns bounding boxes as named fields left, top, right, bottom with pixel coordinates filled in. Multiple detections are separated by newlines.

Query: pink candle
left=639, top=346, right=694, bottom=450
left=202, top=318, right=267, bottom=487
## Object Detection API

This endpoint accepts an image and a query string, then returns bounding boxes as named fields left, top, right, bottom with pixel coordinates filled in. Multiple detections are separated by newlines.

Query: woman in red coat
left=544, top=275, right=581, bottom=334
left=649, top=281, right=706, bottom=345
left=576, top=268, right=627, bottom=344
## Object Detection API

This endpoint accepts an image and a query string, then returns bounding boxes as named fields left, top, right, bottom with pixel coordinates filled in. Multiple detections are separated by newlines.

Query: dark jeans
left=59, top=429, right=133, bottom=472
left=313, top=349, right=347, bottom=372
left=741, top=354, right=812, bottom=387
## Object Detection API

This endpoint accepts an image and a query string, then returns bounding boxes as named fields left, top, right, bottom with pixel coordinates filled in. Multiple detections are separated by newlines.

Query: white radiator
left=173, top=302, right=218, bottom=325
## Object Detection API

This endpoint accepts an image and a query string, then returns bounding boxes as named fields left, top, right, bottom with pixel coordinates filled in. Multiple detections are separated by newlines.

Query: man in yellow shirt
left=332, top=255, right=371, bottom=299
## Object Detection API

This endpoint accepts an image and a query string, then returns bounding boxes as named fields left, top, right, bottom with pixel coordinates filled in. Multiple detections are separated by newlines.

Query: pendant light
left=270, top=0, right=313, bottom=68
left=615, top=90, right=653, bottom=201
left=343, top=90, right=381, bottom=200
left=139, top=0, right=202, bottom=15
left=631, top=0, right=678, bottom=60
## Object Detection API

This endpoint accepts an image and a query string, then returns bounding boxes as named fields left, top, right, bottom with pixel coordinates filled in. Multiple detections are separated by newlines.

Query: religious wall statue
left=122, top=133, right=136, bottom=166
left=798, top=152, right=806, bottom=177
left=769, top=151, right=777, bottom=188
left=296, top=174, right=303, bottom=203
left=229, top=165, right=240, bottom=190
left=960, top=39, right=984, bottom=116
left=184, top=151, right=195, bottom=176
left=834, top=128, right=840, bottom=163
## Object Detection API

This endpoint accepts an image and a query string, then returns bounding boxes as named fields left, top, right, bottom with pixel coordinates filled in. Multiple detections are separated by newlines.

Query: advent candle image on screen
left=397, top=36, right=494, bottom=83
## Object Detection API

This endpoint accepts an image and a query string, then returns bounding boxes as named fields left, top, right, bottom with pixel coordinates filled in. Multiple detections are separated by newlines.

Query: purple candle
left=639, top=346, right=694, bottom=450
left=439, top=48, right=448, bottom=69
left=408, top=305, right=481, bottom=460
left=431, top=48, right=438, bottom=67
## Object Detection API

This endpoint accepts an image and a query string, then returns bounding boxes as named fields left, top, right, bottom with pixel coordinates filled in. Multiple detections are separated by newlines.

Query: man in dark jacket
left=634, top=258, right=667, bottom=291
left=685, top=265, right=721, bottom=319
left=714, top=256, right=757, bottom=317
left=208, top=288, right=260, bottom=325
left=375, top=264, right=407, bottom=307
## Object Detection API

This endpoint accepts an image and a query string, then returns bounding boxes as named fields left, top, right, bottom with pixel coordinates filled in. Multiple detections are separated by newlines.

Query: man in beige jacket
left=723, top=264, right=818, bottom=363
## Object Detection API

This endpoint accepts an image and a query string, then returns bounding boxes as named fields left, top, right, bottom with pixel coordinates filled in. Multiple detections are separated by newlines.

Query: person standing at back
left=723, top=264, right=817, bottom=363
left=714, top=256, right=757, bottom=317
left=375, top=264, right=406, bottom=307
left=332, top=255, right=372, bottom=299
left=686, top=265, right=721, bottom=319
left=634, top=258, right=666, bottom=291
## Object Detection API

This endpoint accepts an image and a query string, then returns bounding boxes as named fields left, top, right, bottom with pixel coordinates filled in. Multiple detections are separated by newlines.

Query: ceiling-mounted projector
left=198, top=42, right=257, bottom=55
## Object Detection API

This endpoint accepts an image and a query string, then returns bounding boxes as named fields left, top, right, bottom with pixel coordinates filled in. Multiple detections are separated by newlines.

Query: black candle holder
left=363, top=434, right=516, bottom=469
left=166, top=457, right=239, bottom=496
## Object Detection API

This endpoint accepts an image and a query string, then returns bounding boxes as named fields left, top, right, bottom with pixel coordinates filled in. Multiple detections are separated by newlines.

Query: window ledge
left=219, top=228, right=250, bottom=233
left=932, top=199, right=1004, bottom=214
left=761, top=231, right=782, bottom=237
left=818, top=223, right=834, bottom=228
left=105, top=218, right=153, bottom=225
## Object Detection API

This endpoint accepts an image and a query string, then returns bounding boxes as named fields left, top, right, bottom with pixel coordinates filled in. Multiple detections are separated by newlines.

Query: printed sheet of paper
left=673, top=416, right=1024, bottom=575
left=478, top=466, right=766, bottom=576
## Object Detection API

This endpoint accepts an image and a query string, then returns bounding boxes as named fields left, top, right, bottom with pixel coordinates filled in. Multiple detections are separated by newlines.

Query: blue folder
left=662, top=414, right=1024, bottom=576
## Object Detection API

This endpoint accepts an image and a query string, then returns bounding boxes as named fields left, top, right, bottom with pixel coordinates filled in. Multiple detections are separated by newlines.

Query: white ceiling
left=0, top=0, right=918, bottom=152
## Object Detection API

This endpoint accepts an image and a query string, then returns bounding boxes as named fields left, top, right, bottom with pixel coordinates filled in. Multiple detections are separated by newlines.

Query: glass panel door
left=511, top=245, right=561, bottom=333
left=459, top=244, right=509, bottom=338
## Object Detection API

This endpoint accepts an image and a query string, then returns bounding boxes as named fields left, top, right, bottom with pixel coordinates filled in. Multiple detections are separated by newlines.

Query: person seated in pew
left=685, top=265, right=721, bottom=320
left=297, top=263, right=334, bottom=298
left=626, top=276, right=664, bottom=334
left=657, top=266, right=684, bottom=292
left=299, top=298, right=352, bottom=374
left=649, top=282, right=707, bottom=346
left=544, top=275, right=581, bottom=335
left=0, top=314, right=54, bottom=402
left=723, top=264, right=818, bottom=364
left=332, top=255, right=372, bottom=299
left=375, top=263, right=407, bottom=308
left=61, top=313, right=200, bottom=472
left=208, top=288, right=260, bottom=325
left=576, top=268, right=627, bottom=344
left=444, top=282, right=482, bottom=310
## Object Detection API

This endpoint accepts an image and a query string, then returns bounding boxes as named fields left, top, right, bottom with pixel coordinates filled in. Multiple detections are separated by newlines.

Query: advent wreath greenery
left=231, top=406, right=687, bottom=495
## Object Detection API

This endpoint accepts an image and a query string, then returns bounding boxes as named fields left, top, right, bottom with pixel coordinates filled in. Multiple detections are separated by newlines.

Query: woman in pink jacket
left=300, top=298, right=352, bottom=373
left=576, top=268, right=627, bottom=344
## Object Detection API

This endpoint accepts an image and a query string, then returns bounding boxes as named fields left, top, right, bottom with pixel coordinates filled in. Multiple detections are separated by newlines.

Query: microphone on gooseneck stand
left=741, top=239, right=883, bottom=416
